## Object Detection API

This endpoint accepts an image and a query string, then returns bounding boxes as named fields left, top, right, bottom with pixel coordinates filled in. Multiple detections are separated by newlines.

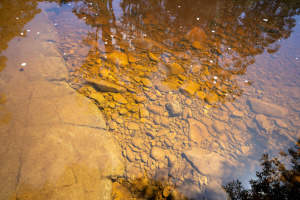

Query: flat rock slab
left=183, top=147, right=236, bottom=180
left=247, top=98, right=288, bottom=118
left=0, top=9, right=124, bottom=200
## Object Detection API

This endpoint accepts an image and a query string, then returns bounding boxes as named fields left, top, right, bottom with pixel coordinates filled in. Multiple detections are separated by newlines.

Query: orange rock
left=184, top=27, right=207, bottom=42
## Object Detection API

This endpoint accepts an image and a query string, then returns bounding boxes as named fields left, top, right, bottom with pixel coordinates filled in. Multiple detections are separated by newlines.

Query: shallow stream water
left=1, top=0, right=299, bottom=199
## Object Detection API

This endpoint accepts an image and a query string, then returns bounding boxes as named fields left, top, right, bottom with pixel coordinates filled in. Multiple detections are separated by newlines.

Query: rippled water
left=1, top=0, right=299, bottom=199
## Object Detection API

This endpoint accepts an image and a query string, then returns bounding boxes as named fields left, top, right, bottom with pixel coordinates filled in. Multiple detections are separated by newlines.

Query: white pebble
left=21, top=63, right=26, bottom=66
left=110, top=35, right=114, bottom=37
left=82, top=17, right=86, bottom=19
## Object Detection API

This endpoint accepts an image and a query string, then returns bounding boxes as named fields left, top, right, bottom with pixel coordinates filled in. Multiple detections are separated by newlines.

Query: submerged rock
left=150, top=147, right=165, bottom=161
left=106, top=51, right=129, bottom=68
left=165, top=101, right=182, bottom=116
left=188, top=119, right=210, bottom=144
left=248, top=98, right=288, bottom=118
left=184, top=27, right=207, bottom=43
left=255, top=114, right=271, bottom=132
left=86, top=78, right=126, bottom=93
left=167, top=63, right=184, bottom=75
left=156, top=82, right=179, bottom=92
left=147, top=105, right=164, bottom=115
left=205, top=92, right=219, bottom=104
left=183, top=147, right=236, bottom=179
left=179, top=81, right=200, bottom=96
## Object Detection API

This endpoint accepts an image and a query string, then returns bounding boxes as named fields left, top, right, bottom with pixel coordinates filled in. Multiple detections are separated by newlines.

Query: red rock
left=184, top=27, right=207, bottom=43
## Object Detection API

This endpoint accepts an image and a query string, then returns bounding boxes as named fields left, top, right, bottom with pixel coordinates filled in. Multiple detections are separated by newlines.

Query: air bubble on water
left=180, top=27, right=182, bottom=28
left=21, top=32, right=23, bottom=35
left=37, top=32, right=40, bottom=34
left=54, top=23, right=58, bottom=25
left=233, top=95, right=236, bottom=97
left=197, top=18, right=199, bottom=20
left=110, top=35, right=114, bottom=37
left=16, top=17, right=19, bottom=19
left=82, top=17, right=86, bottom=19
left=167, top=11, right=169, bottom=13
left=228, top=47, right=231, bottom=49
left=263, top=19, right=268, bottom=21
left=27, top=30, right=30, bottom=32
left=212, top=30, right=215, bottom=32
left=214, top=76, right=218, bottom=79
left=296, top=58, right=298, bottom=59
left=245, top=80, right=249, bottom=83
left=210, top=60, right=213, bottom=63
left=105, top=42, right=107, bottom=44
left=63, top=53, right=66, bottom=55
left=191, top=65, right=194, bottom=68
left=21, top=63, right=26, bottom=66
left=68, top=3, right=71, bottom=5
left=90, top=3, right=92, bottom=5
left=144, top=34, right=147, bottom=36
left=213, top=81, right=217, bottom=84
left=226, top=93, right=228, bottom=96
left=178, top=6, right=181, bottom=8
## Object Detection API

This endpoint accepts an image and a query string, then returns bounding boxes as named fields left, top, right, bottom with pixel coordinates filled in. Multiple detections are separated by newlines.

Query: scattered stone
left=202, top=117, right=213, bottom=127
left=113, top=93, right=127, bottom=104
left=184, top=27, right=207, bottom=42
left=132, top=137, right=144, bottom=149
left=146, top=130, right=157, bottom=138
left=167, top=63, right=184, bottom=75
left=88, top=92, right=105, bottom=105
left=141, top=152, right=148, bottom=163
left=179, top=81, right=200, bottom=96
left=192, top=41, right=203, bottom=49
left=86, top=78, right=126, bottom=93
left=205, top=92, right=219, bottom=104
left=115, top=117, right=124, bottom=124
left=126, top=146, right=136, bottom=162
left=147, top=105, right=164, bottom=115
left=156, top=82, right=179, bottom=92
left=166, top=154, right=177, bottom=167
left=164, top=138, right=173, bottom=147
left=119, top=108, right=128, bottom=115
left=141, top=78, right=153, bottom=88
left=173, top=142, right=182, bottom=150
left=188, top=119, right=210, bottom=144
left=248, top=98, right=288, bottom=118
left=255, top=114, right=271, bottom=132
left=165, top=101, right=182, bottom=116
left=275, top=119, right=288, bottom=128
left=135, top=95, right=147, bottom=103
left=153, top=114, right=161, bottom=125
left=157, top=129, right=169, bottom=137
left=148, top=52, right=159, bottom=62
left=128, top=122, right=140, bottom=130
left=183, top=147, right=236, bottom=179
left=232, top=110, right=244, bottom=117
left=140, top=108, right=149, bottom=118
left=106, top=51, right=129, bottom=68
left=150, top=147, right=165, bottom=161
left=182, top=109, right=188, bottom=120
left=232, top=120, right=247, bottom=131
left=110, top=121, right=118, bottom=130
left=185, top=98, right=192, bottom=106
left=161, top=116, right=170, bottom=127
left=212, top=120, right=226, bottom=133
left=165, top=94, right=173, bottom=101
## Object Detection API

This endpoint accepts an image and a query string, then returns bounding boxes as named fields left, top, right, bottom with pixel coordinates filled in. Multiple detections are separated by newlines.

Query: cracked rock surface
left=0, top=10, right=124, bottom=200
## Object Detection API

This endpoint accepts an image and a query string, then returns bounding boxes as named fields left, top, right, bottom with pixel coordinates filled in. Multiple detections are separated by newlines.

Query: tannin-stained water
left=1, top=0, right=299, bottom=199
